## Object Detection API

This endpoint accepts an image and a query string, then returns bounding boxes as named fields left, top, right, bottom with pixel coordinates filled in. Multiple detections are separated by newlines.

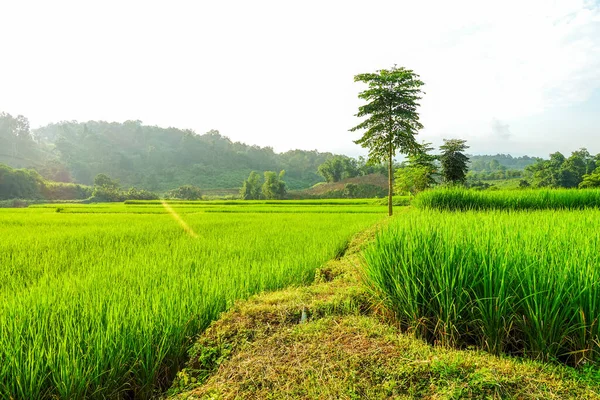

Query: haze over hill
left=1, top=114, right=543, bottom=192
left=1, top=1, right=599, bottom=157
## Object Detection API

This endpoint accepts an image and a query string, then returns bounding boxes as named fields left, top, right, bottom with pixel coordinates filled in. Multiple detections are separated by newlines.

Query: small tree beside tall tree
left=439, top=139, right=470, bottom=185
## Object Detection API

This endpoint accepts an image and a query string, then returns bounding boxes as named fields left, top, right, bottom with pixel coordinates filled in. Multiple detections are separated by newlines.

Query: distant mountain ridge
left=1, top=115, right=339, bottom=191
left=0, top=113, right=546, bottom=192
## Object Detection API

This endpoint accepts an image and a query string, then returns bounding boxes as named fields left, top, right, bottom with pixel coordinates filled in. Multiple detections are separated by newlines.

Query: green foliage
left=364, top=209, right=600, bottom=365
left=356, top=156, right=387, bottom=176
left=166, top=185, right=203, bottom=200
left=0, top=202, right=382, bottom=399
left=469, top=154, right=537, bottom=172
left=394, top=166, right=430, bottom=196
left=317, top=156, right=359, bottom=183
left=350, top=66, right=425, bottom=215
left=394, top=142, right=437, bottom=196
left=0, top=112, right=49, bottom=168
left=91, top=173, right=159, bottom=202
left=124, top=188, right=160, bottom=201
left=239, top=171, right=262, bottom=200
left=350, top=66, right=425, bottom=163
left=313, top=183, right=387, bottom=199
left=0, top=163, right=44, bottom=200
left=26, top=121, right=338, bottom=191
left=41, top=182, right=92, bottom=200
left=580, top=167, right=600, bottom=188
left=525, top=148, right=599, bottom=188
left=261, top=170, right=287, bottom=200
left=439, top=139, right=470, bottom=184
left=35, top=159, right=73, bottom=182
left=414, top=188, right=600, bottom=211
left=93, top=173, right=120, bottom=189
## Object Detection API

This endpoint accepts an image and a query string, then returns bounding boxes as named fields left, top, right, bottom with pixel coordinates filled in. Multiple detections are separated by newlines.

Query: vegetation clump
left=363, top=209, right=600, bottom=366
left=414, top=187, right=600, bottom=211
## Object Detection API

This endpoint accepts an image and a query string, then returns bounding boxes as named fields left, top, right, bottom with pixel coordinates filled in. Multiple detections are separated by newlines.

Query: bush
left=123, top=188, right=159, bottom=201
left=41, top=182, right=92, bottom=201
left=165, top=185, right=203, bottom=200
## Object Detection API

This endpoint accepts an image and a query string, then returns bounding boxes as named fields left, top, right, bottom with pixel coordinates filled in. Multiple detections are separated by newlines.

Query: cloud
left=421, top=0, right=600, bottom=130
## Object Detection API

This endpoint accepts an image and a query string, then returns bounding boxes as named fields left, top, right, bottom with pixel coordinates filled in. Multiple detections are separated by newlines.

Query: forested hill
left=468, top=154, right=538, bottom=171
left=1, top=114, right=337, bottom=191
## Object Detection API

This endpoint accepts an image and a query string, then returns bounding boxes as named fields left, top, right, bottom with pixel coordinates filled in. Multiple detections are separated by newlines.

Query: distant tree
left=261, top=170, right=286, bottom=200
left=350, top=66, right=425, bottom=216
left=36, top=160, right=73, bottom=183
left=317, top=156, right=358, bottom=183
left=489, top=159, right=501, bottom=171
left=124, top=188, right=159, bottom=200
left=519, top=179, right=531, bottom=188
left=356, top=156, right=387, bottom=176
left=165, top=185, right=203, bottom=200
left=394, top=165, right=434, bottom=196
left=579, top=167, right=600, bottom=188
left=0, top=112, right=31, bottom=140
left=0, top=163, right=44, bottom=200
left=93, top=173, right=120, bottom=190
left=92, top=173, right=122, bottom=202
left=343, top=183, right=358, bottom=198
left=240, top=171, right=262, bottom=200
left=439, top=139, right=470, bottom=184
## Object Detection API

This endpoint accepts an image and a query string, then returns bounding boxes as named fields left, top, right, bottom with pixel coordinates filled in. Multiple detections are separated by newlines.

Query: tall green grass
left=414, top=188, right=600, bottom=211
left=363, top=209, right=600, bottom=365
left=0, top=204, right=382, bottom=399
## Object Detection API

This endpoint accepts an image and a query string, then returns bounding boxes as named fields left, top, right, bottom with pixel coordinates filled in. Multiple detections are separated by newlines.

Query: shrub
left=165, top=185, right=203, bottom=200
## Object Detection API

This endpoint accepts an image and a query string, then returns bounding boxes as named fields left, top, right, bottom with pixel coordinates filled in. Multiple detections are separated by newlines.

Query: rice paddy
left=0, top=201, right=385, bottom=399
left=363, top=208, right=600, bottom=366
left=414, top=188, right=600, bottom=211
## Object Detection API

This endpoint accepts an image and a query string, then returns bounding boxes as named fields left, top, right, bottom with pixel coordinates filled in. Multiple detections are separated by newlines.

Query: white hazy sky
left=1, top=0, right=599, bottom=157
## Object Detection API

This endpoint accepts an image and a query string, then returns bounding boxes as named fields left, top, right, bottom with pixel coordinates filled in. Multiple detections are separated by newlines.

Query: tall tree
left=350, top=66, right=425, bottom=216
left=439, top=139, right=470, bottom=184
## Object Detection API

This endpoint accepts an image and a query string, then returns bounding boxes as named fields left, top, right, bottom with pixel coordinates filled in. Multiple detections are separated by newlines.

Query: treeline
left=393, top=142, right=600, bottom=194
left=467, top=157, right=531, bottom=181
left=317, top=155, right=387, bottom=183
left=468, top=154, right=537, bottom=171
left=523, top=149, right=600, bottom=188
left=0, top=112, right=342, bottom=191
left=0, top=163, right=91, bottom=201
left=239, top=171, right=287, bottom=200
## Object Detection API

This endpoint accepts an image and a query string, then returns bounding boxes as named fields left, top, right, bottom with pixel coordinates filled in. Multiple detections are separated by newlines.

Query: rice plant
left=0, top=203, right=383, bottom=399
left=413, top=188, right=600, bottom=211
left=363, top=209, right=600, bottom=365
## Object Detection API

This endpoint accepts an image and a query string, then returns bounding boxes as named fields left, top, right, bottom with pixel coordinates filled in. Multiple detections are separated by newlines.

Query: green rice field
left=0, top=201, right=385, bottom=399
left=364, top=208, right=600, bottom=366
left=414, top=188, right=600, bottom=211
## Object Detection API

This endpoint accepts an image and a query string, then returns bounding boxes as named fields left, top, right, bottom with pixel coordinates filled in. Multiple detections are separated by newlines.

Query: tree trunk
left=388, top=144, right=393, bottom=216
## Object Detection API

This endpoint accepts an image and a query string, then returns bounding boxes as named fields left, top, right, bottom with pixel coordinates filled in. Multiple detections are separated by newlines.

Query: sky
left=0, top=0, right=599, bottom=158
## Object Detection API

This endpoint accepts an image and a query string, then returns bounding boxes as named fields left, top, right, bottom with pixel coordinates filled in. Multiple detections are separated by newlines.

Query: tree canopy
left=439, top=139, right=470, bottom=184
